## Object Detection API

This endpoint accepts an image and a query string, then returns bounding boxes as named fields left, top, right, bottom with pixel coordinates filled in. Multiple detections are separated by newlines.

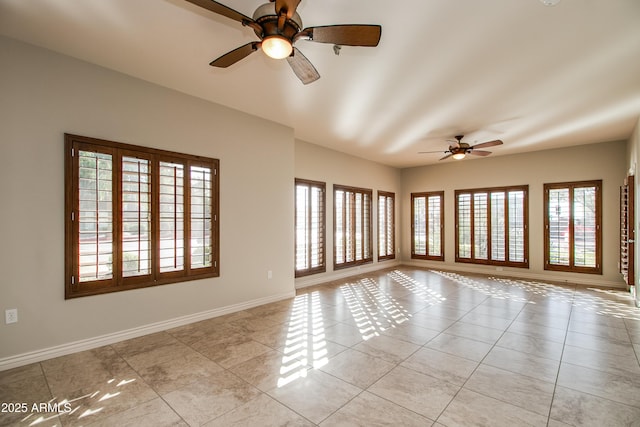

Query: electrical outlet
left=267, top=270, right=273, bottom=280
left=5, top=309, right=18, bottom=324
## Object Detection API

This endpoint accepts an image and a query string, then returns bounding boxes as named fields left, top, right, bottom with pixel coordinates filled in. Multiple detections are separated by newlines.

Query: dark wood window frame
left=620, top=176, right=634, bottom=286
left=544, top=180, right=602, bottom=274
left=333, top=184, right=373, bottom=270
left=65, top=133, right=219, bottom=299
left=411, top=191, right=445, bottom=261
left=455, top=185, right=529, bottom=268
left=378, top=191, right=396, bottom=261
left=295, top=178, right=326, bottom=278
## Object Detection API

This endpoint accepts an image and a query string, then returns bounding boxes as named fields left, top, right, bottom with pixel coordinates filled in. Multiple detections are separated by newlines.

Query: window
left=334, top=185, right=372, bottom=269
left=411, top=191, right=444, bottom=261
left=544, top=180, right=602, bottom=274
left=455, top=186, right=528, bottom=267
left=65, top=134, right=219, bottom=298
left=295, top=179, right=326, bottom=277
left=378, top=191, right=395, bottom=260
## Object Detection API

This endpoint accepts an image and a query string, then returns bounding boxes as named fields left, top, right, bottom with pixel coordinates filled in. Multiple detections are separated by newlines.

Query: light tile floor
left=2, top=267, right=640, bottom=426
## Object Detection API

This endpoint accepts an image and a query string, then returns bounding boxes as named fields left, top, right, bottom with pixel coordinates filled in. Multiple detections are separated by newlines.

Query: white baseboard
left=295, top=260, right=401, bottom=289
left=402, top=260, right=627, bottom=289
left=0, top=291, right=295, bottom=372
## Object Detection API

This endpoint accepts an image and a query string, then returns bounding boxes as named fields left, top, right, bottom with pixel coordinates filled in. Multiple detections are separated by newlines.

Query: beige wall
left=0, top=36, right=295, bottom=362
left=294, top=139, right=402, bottom=287
left=401, top=141, right=627, bottom=287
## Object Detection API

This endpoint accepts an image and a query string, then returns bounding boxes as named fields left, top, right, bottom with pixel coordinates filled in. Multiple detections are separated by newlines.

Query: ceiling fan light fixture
left=262, top=35, right=293, bottom=59
left=452, top=152, right=466, bottom=160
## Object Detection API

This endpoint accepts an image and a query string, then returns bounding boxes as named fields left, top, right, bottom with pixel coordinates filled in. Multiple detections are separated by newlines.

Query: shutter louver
left=295, top=179, right=326, bottom=277
left=122, top=156, right=152, bottom=277
left=190, top=165, right=213, bottom=269
left=334, top=185, right=372, bottom=269
left=159, top=162, right=184, bottom=273
left=78, top=150, right=114, bottom=282
left=427, top=194, right=442, bottom=258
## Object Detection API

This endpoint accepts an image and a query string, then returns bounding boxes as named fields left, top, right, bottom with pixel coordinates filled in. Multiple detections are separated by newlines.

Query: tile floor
left=2, top=267, right=640, bottom=426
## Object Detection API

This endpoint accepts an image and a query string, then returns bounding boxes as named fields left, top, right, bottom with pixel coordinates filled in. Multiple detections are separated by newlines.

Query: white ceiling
left=1, top=0, right=639, bottom=168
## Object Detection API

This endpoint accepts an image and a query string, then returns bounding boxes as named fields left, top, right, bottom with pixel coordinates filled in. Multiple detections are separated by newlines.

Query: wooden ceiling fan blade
left=185, top=0, right=253, bottom=24
left=469, top=150, right=492, bottom=156
left=210, top=42, right=260, bottom=68
left=472, top=139, right=503, bottom=149
left=273, top=0, right=301, bottom=19
left=305, top=25, right=382, bottom=46
left=439, top=153, right=453, bottom=161
left=287, top=47, right=320, bottom=84
left=418, top=150, right=447, bottom=154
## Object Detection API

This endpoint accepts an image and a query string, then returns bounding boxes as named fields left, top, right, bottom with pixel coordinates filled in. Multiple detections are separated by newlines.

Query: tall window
left=65, top=134, right=219, bottom=298
left=295, top=179, right=326, bottom=277
left=411, top=191, right=444, bottom=261
left=544, top=180, right=602, bottom=274
left=334, top=185, right=372, bottom=269
left=455, top=186, right=528, bottom=267
left=378, top=191, right=395, bottom=260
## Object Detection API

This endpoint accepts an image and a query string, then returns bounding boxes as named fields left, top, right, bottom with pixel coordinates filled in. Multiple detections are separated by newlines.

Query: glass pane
left=378, top=195, right=393, bottom=257
left=355, top=193, right=363, bottom=261
left=335, top=188, right=370, bottom=265
left=78, top=151, right=113, bottom=282
left=190, top=165, right=213, bottom=269
left=296, top=184, right=310, bottom=270
left=474, top=193, right=488, bottom=260
left=413, top=196, right=426, bottom=256
left=363, top=193, right=370, bottom=259
left=310, top=186, right=324, bottom=268
left=335, top=190, right=344, bottom=264
left=427, top=195, right=442, bottom=257
left=548, top=188, right=570, bottom=265
left=345, top=192, right=354, bottom=262
left=122, top=156, right=151, bottom=277
left=458, top=194, right=471, bottom=258
left=386, top=196, right=394, bottom=256
left=159, top=162, right=184, bottom=273
left=508, top=191, right=525, bottom=262
left=491, top=192, right=506, bottom=261
left=378, top=196, right=387, bottom=257
left=573, top=186, right=597, bottom=267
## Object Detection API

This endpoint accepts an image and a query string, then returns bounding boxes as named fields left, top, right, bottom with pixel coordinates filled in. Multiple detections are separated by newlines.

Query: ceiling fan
left=419, top=135, right=503, bottom=160
left=185, top=0, right=382, bottom=84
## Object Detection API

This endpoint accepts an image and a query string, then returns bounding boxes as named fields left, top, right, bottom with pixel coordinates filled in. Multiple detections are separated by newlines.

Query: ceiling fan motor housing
left=252, top=3, right=302, bottom=39
left=451, top=143, right=470, bottom=154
